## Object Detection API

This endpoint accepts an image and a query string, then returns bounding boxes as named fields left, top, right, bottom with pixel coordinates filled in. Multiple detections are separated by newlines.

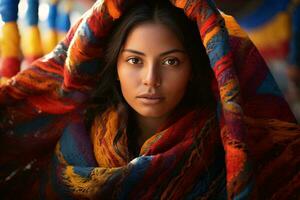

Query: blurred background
left=0, top=0, right=299, bottom=120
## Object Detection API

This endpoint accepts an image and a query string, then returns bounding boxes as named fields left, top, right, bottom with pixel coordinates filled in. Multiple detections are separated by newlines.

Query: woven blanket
left=0, top=0, right=299, bottom=199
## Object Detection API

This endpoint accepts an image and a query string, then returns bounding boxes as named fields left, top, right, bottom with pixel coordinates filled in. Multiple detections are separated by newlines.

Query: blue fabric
left=289, top=5, right=300, bottom=67
left=25, top=0, right=39, bottom=26
left=206, top=30, right=230, bottom=69
left=73, top=166, right=94, bottom=179
left=56, top=11, right=71, bottom=32
left=48, top=3, right=58, bottom=29
left=117, top=156, right=152, bottom=199
left=14, top=115, right=58, bottom=137
left=256, top=73, right=282, bottom=96
left=58, top=120, right=97, bottom=166
left=0, top=0, right=20, bottom=22
left=237, top=0, right=290, bottom=29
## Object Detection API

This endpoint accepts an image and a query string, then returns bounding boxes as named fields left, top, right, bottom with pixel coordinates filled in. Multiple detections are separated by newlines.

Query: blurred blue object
left=289, top=4, right=300, bottom=67
left=0, top=0, right=20, bottom=22
left=25, top=0, right=39, bottom=26
left=56, top=11, right=70, bottom=33
left=237, top=0, right=290, bottom=29
left=48, top=1, right=58, bottom=29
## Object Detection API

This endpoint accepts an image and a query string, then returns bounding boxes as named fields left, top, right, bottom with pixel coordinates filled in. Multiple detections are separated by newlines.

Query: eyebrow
left=121, top=49, right=187, bottom=56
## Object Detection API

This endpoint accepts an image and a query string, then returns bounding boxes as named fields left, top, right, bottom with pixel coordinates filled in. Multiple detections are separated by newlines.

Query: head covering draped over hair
left=0, top=0, right=299, bottom=199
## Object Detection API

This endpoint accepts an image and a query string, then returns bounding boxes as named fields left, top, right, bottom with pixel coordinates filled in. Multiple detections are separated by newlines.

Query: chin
left=135, top=106, right=169, bottom=118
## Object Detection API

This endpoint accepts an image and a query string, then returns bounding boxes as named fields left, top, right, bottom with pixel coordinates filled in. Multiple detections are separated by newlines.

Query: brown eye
left=163, top=58, right=179, bottom=66
left=127, top=57, right=142, bottom=64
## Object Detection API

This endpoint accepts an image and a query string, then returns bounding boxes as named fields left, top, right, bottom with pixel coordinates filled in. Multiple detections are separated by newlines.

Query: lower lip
left=137, top=97, right=164, bottom=105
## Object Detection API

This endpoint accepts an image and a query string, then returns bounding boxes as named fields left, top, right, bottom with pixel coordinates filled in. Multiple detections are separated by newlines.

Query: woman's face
left=117, top=23, right=191, bottom=118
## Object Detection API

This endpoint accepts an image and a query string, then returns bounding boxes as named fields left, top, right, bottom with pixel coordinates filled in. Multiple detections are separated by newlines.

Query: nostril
left=143, top=77, right=161, bottom=87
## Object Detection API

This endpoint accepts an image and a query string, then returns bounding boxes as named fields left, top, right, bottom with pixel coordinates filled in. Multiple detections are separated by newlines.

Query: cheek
left=164, top=68, right=191, bottom=98
left=117, top=66, right=140, bottom=99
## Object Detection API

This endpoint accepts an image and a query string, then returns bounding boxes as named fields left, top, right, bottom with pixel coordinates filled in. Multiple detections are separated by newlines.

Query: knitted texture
left=0, top=0, right=299, bottom=199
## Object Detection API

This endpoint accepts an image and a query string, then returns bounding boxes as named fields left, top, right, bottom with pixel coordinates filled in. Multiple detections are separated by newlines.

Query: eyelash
left=127, top=57, right=142, bottom=64
left=162, top=58, right=180, bottom=66
left=126, top=57, right=180, bottom=66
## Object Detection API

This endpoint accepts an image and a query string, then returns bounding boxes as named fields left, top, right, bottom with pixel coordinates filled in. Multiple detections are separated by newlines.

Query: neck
left=135, top=113, right=170, bottom=147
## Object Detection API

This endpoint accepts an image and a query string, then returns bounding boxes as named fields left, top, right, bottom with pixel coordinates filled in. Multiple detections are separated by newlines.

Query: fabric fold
left=0, top=0, right=299, bottom=199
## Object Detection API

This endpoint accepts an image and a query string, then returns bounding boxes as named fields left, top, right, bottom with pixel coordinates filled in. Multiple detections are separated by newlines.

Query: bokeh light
left=39, top=2, right=50, bottom=22
left=18, top=0, right=28, bottom=19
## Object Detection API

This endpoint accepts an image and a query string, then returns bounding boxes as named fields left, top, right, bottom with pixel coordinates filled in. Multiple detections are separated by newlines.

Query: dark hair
left=85, top=0, right=215, bottom=160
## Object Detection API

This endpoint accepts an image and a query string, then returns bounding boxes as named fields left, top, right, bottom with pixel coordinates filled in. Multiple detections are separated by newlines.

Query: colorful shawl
left=0, top=0, right=299, bottom=199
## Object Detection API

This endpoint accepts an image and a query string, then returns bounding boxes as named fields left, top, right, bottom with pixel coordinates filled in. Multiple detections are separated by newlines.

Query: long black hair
left=85, top=0, right=215, bottom=160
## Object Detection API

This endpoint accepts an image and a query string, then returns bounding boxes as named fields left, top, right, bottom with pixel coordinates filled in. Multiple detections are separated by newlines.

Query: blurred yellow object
left=1, top=22, right=21, bottom=58
left=50, top=0, right=59, bottom=4
left=0, top=77, right=9, bottom=86
left=22, top=26, right=44, bottom=57
left=247, top=13, right=291, bottom=50
left=222, top=13, right=248, bottom=38
left=43, top=29, right=58, bottom=54
left=0, top=35, right=2, bottom=56
left=63, top=0, right=73, bottom=13
left=58, top=32, right=67, bottom=42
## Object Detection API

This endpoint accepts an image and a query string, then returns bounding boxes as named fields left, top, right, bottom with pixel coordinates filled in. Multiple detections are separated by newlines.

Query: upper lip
left=136, top=93, right=164, bottom=99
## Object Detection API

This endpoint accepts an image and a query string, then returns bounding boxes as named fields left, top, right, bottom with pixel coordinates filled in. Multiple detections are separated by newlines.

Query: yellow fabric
left=0, top=77, right=9, bottom=86
left=203, top=26, right=222, bottom=47
left=58, top=32, right=67, bottom=43
left=1, top=22, right=21, bottom=57
left=63, top=165, right=125, bottom=198
left=43, top=30, right=58, bottom=54
left=222, top=13, right=248, bottom=38
left=0, top=35, right=2, bottom=56
left=91, top=108, right=129, bottom=167
left=63, top=0, right=73, bottom=13
left=50, top=0, right=59, bottom=4
left=22, top=26, right=44, bottom=56
left=247, top=12, right=291, bottom=49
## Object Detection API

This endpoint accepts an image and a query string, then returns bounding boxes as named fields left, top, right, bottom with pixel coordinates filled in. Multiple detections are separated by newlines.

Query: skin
left=117, top=22, right=192, bottom=146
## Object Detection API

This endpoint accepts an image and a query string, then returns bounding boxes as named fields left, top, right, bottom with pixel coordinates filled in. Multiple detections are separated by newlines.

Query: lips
left=136, top=94, right=164, bottom=104
left=137, top=94, right=163, bottom=99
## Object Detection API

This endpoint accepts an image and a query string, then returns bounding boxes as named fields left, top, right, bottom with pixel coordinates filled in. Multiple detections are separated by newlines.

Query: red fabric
left=0, top=57, right=20, bottom=78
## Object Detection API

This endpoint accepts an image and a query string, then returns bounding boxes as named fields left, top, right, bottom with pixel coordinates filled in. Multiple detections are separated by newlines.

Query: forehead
left=122, top=23, right=184, bottom=52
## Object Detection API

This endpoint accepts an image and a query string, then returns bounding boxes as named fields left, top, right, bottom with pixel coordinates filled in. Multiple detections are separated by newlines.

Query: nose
left=142, top=62, right=161, bottom=87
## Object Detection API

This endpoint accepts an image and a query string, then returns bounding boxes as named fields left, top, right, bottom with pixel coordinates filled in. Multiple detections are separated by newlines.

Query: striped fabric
left=0, top=0, right=299, bottom=199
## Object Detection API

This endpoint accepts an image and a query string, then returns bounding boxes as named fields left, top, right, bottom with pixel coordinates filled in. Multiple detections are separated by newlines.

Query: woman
left=0, top=0, right=299, bottom=199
